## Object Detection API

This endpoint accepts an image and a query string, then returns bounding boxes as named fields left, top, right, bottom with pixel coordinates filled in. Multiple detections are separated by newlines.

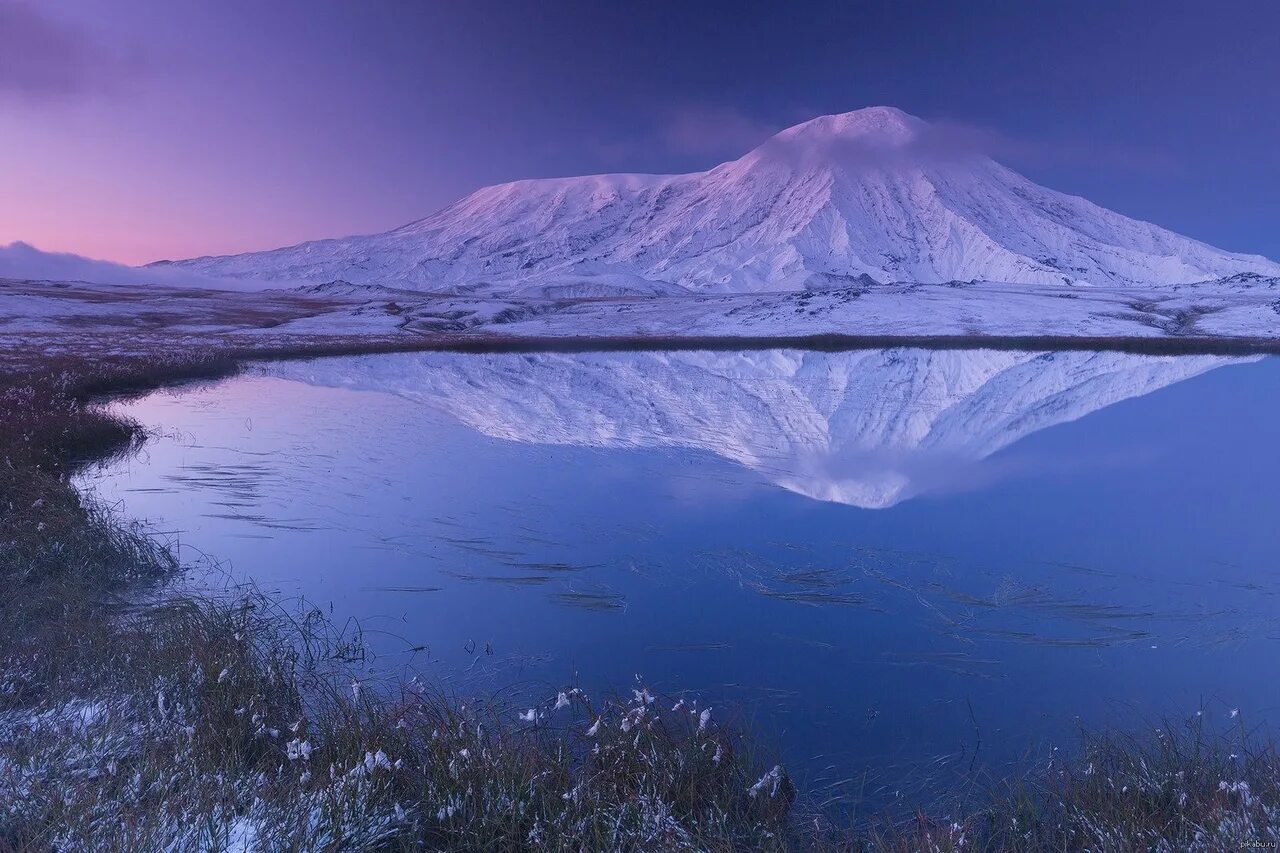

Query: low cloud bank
left=0, top=241, right=279, bottom=291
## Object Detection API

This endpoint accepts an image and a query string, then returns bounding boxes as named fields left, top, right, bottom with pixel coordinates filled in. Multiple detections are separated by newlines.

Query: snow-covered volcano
left=168, top=107, right=1280, bottom=295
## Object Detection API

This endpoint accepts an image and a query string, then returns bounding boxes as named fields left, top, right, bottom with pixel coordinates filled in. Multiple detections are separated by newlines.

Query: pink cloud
left=658, top=105, right=780, bottom=159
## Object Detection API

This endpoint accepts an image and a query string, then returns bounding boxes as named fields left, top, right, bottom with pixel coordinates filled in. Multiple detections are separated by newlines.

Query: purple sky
left=3, top=0, right=1278, bottom=265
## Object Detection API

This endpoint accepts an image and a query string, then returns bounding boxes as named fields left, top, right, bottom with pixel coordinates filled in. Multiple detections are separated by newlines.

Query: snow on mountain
left=267, top=348, right=1244, bottom=508
left=170, top=107, right=1280, bottom=295
left=0, top=241, right=282, bottom=291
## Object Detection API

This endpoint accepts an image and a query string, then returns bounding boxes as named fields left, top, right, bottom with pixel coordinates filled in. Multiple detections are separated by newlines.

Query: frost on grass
left=0, top=652, right=792, bottom=850
left=0, top=355, right=794, bottom=851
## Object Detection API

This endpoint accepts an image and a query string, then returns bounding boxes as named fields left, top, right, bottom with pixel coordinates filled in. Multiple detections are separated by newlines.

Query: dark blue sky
left=3, top=0, right=1277, bottom=263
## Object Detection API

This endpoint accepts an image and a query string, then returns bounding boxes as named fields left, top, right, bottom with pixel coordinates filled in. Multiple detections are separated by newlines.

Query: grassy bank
left=1, top=348, right=1277, bottom=850
left=1, top=352, right=797, bottom=850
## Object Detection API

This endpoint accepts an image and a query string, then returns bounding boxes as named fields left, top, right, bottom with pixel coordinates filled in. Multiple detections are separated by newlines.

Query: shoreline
left=7, top=329, right=1280, bottom=382
left=379, top=331, right=1280, bottom=357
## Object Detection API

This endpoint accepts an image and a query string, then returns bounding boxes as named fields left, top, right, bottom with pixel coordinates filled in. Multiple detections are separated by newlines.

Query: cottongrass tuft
left=0, top=579, right=797, bottom=850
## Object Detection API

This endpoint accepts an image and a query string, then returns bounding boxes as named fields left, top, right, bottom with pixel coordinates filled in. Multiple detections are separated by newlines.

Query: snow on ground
left=256, top=277, right=1280, bottom=344
left=2, top=275, right=1279, bottom=369
left=471, top=280, right=1280, bottom=341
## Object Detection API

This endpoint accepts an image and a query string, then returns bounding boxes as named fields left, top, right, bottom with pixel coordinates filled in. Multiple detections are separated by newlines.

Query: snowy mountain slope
left=267, top=348, right=1243, bottom=508
left=0, top=241, right=284, bottom=291
left=170, top=107, right=1280, bottom=294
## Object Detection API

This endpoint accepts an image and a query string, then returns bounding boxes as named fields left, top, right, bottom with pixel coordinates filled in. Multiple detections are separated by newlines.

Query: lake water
left=81, top=348, right=1280, bottom=808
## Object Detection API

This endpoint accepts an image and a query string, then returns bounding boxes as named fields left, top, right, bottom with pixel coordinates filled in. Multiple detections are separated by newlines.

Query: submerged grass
left=1, top=346, right=1278, bottom=850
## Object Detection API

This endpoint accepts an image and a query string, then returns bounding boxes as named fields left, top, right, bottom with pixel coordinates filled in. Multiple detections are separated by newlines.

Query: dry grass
left=1, top=579, right=795, bottom=850
left=840, top=712, right=1279, bottom=851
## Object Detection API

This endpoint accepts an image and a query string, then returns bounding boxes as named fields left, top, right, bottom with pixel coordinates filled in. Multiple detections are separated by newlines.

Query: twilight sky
left=2, top=0, right=1278, bottom=265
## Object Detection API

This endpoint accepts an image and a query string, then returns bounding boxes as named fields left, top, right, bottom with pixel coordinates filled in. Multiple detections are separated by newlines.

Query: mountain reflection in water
left=81, top=348, right=1280, bottom=807
left=268, top=348, right=1244, bottom=508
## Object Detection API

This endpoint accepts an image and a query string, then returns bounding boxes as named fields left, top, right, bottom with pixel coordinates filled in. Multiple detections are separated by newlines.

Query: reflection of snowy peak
left=269, top=348, right=1242, bottom=508
left=170, top=107, right=1280, bottom=294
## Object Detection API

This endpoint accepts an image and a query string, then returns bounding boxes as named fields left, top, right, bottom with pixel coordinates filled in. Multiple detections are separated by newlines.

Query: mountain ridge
left=167, top=107, right=1280, bottom=295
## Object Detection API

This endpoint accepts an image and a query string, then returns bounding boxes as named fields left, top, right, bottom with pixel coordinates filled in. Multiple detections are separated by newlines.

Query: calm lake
left=81, top=348, right=1280, bottom=807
